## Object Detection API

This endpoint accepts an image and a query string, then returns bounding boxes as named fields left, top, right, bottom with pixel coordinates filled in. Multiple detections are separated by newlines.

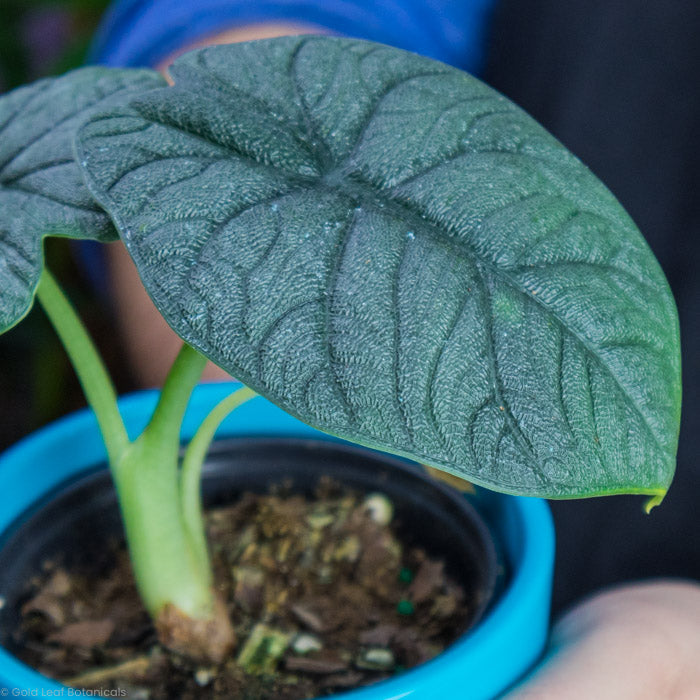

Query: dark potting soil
left=11, top=478, right=474, bottom=699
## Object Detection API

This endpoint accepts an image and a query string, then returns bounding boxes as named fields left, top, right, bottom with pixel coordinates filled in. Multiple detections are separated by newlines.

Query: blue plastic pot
left=0, top=383, right=554, bottom=698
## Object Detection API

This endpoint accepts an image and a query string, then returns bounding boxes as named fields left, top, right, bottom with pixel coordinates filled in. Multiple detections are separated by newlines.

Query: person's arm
left=504, top=580, right=700, bottom=700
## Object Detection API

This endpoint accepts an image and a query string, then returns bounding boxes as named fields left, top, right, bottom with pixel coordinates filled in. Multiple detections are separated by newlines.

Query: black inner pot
left=0, top=437, right=500, bottom=654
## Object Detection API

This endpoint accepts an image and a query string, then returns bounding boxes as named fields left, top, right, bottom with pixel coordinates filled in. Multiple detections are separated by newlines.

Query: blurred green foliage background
left=0, top=0, right=132, bottom=452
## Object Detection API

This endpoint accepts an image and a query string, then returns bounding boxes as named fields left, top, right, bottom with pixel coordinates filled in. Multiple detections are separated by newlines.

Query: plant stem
left=114, top=343, right=211, bottom=617
left=181, top=385, right=257, bottom=571
left=35, top=268, right=128, bottom=465
left=113, top=435, right=217, bottom=619
left=141, top=343, right=208, bottom=458
left=110, top=343, right=237, bottom=660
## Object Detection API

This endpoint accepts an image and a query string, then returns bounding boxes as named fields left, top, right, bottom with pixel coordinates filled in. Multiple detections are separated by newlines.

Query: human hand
left=503, top=580, right=700, bottom=700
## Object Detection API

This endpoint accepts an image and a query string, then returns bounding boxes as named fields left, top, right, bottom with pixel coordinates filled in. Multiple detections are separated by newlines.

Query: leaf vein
left=475, top=262, right=538, bottom=465
left=393, top=235, right=415, bottom=445
left=6, top=182, right=102, bottom=214
left=324, top=207, right=360, bottom=424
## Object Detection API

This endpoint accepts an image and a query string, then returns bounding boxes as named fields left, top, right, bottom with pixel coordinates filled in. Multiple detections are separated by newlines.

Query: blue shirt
left=90, top=0, right=495, bottom=74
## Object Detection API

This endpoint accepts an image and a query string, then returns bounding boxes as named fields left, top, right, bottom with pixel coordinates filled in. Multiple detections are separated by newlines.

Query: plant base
left=155, top=595, right=236, bottom=665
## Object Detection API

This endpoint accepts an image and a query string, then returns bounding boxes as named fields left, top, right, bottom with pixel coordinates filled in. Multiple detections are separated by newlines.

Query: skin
left=504, top=580, right=700, bottom=699
left=104, top=23, right=700, bottom=696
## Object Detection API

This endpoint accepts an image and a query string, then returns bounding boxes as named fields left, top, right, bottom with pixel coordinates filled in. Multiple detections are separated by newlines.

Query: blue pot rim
left=0, top=383, right=554, bottom=699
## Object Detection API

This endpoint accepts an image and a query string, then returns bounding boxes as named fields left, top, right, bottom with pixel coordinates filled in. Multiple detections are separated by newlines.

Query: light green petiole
left=181, top=386, right=257, bottom=572
left=112, top=343, right=213, bottom=618
left=35, top=268, right=129, bottom=465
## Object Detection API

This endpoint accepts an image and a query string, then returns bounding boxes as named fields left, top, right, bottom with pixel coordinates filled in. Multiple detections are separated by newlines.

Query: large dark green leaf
left=77, top=37, right=681, bottom=499
left=0, top=66, right=165, bottom=332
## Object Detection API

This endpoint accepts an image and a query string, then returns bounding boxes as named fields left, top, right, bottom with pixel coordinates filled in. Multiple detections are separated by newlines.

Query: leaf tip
left=643, top=490, right=666, bottom=514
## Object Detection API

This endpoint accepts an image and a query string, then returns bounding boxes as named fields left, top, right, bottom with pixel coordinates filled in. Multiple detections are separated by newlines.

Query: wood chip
left=408, top=559, right=444, bottom=603
left=44, top=569, right=71, bottom=596
left=21, top=592, right=66, bottom=626
left=358, top=624, right=399, bottom=646
left=319, top=671, right=365, bottom=688
left=48, top=619, right=115, bottom=648
left=285, top=654, right=348, bottom=674
left=63, top=655, right=151, bottom=687
left=232, top=565, right=265, bottom=613
left=291, top=603, right=328, bottom=633
left=431, top=593, right=458, bottom=618
left=333, top=535, right=361, bottom=562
